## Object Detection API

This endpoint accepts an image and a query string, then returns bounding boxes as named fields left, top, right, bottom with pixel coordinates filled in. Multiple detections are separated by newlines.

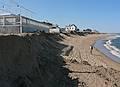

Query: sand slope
left=0, top=34, right=76, bottom=87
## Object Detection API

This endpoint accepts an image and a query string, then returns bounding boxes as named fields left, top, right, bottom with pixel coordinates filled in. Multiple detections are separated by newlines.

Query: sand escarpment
left=0, top=34, right=76, bottom=87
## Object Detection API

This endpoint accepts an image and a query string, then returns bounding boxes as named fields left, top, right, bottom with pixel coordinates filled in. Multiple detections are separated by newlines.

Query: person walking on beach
left=90, top=45, right=94, bottom=55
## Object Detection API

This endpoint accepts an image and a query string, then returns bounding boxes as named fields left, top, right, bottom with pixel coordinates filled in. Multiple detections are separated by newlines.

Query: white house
left=65, top=24, right=77, bottom=33
left=42, top=22, right=60, bottom=33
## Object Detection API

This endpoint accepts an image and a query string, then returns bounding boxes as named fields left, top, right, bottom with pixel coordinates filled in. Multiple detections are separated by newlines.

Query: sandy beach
left=1, top=33, right=120, bottom=87
left=60, top=34, right=120, bottom=87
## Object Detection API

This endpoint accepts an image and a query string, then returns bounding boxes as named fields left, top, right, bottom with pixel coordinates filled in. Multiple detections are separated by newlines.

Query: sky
left=0, top=0, right=120, bottom=33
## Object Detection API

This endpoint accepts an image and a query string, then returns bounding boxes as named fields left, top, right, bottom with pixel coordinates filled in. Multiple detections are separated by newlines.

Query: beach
left=94, top=38, right=120, bottom=63
left=61, top=34, right=120, bottom=87
left=0, top=33, right=120, bottom=87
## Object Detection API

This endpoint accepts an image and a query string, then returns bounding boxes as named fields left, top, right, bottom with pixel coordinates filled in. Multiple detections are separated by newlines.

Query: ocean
left=111, top=36, right=120, bottom=50
left=94, top=34, right=120, bottom=63
left=104, top=34, right=120, bottom=58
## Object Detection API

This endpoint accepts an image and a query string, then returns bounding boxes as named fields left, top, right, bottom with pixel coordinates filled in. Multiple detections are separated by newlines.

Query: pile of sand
left=0, top=34, right=77, bottom=87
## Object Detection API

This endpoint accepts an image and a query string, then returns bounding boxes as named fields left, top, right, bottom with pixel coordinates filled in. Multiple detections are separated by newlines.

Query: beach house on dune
left=0, top=14, right=60, bottom=34
left=65, top=24, right=77, bottom=33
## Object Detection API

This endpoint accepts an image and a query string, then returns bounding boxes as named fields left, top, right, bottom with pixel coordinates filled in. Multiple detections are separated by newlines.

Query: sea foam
left=104, top=35, right=120, bottom=58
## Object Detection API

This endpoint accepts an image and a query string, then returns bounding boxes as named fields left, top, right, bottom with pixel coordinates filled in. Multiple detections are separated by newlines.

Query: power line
left=0, top=0, right=39, bottom=19
left=0, top=0, right=11, bottom=14
left=0, top=0, right=17, bottom=14
left=8, top=0, right=35, bottom=14
left=0, top=8, right=13, bottom=14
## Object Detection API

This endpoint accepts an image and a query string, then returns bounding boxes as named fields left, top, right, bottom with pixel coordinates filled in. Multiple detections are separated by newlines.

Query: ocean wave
left=104, top=39, right=120, bottom=58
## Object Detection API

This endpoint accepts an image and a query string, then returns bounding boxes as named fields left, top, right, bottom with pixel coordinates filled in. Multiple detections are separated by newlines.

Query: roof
left=41, top=22, right=53, bottom=26
left=0, top=13, right=11, bottom=16
left=66, top=24, right=77, bottom=28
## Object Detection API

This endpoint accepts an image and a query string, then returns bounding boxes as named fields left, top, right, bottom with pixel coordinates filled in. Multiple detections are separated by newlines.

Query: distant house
left=60, top=28, right=67, bottom=33
left=82, top=29, right=92, bottom=34
left=92, top=30, right=99, bottom=34
left=41, top=22, right=60, bottom=33
left=82, top=29, right=99, bottom=34
left=65, top=24, right=77, bottom=33
left=0, top=14, right=60, bottom=34
left=83, top=29, right=92, bottom=32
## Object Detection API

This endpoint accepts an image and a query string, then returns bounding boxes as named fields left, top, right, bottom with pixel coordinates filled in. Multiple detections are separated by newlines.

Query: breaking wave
left=104, top=35, right=120, bottom=58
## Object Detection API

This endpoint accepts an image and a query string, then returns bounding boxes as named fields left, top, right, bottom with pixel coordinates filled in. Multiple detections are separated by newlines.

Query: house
left=92, top=30, right=99, bottom=34
left=0, top=14, right=60, bottom=34
left=60, top=28, right=67, bottom=33
left=41, top=22, right=60, bottom=33
left=65, top=24, right=77, bottom=33
left=82, top=29, right=93, bottom=34
left=81, top=29, right=99, bottom=34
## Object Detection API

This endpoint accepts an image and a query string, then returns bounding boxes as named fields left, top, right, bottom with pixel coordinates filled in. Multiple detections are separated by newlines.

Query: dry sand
left=60, top=34, right=120, bottom=87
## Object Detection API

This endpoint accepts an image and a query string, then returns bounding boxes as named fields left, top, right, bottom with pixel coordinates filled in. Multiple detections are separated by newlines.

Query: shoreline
left=90, top=34, right=120, bottom=71
left=94, top=39, right=120, bottom=63
left=62, top=34, right=120, bottom=69
left=63, top=33, right=120, bottom=87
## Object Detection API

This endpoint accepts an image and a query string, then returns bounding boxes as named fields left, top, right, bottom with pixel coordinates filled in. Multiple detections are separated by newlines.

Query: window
left=26, top=19, right=30, bottom=24
left=5, top=17, right=16, bottom=25
left=0, top=18, right=3, bottom=25
left=22, top=18, right=27, bottom=24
